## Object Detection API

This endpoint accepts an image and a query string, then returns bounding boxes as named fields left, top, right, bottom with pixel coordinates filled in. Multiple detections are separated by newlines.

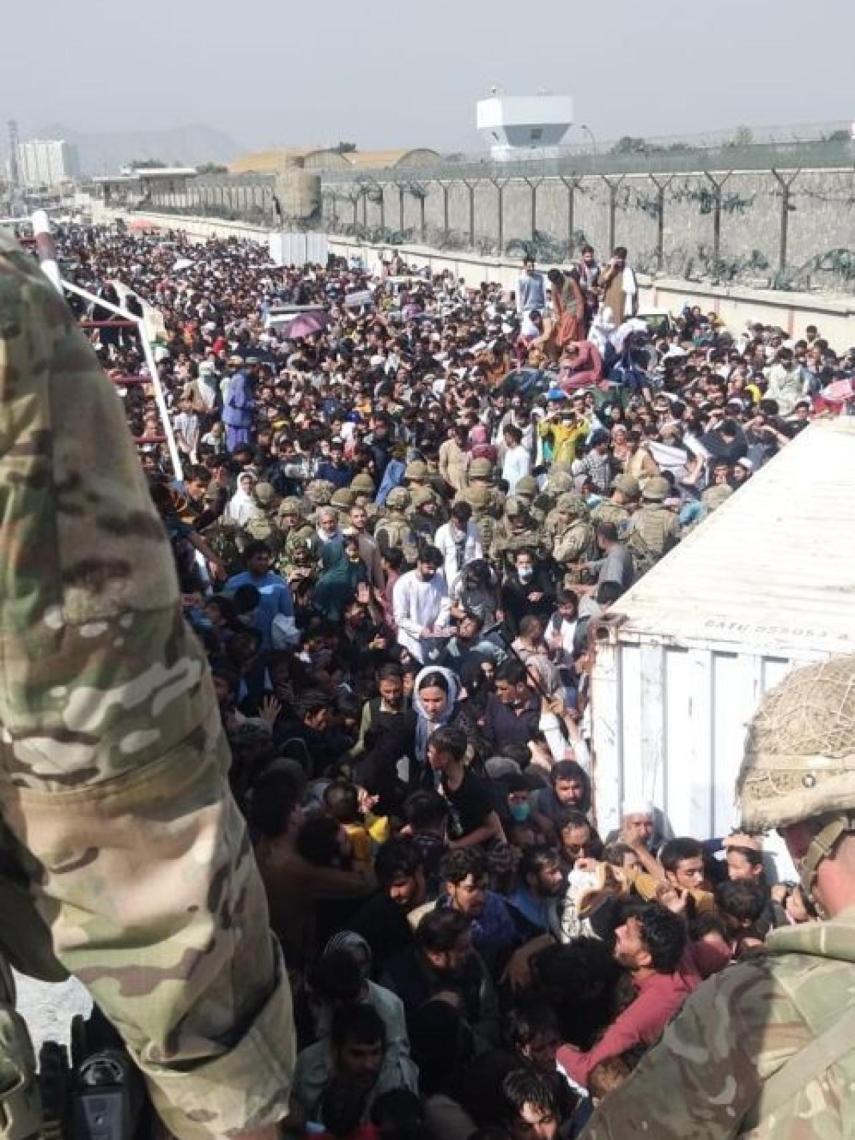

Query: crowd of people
left=52, top=221, right=852, bottom=1139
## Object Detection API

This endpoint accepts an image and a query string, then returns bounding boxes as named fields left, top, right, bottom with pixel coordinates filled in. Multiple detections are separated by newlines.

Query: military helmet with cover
left=611, top=473, right=639, bottom=498
left=386, top=486, right=411, bottom=510
left=555, top=491, right=588, bottom=518
left=515, top=475, right=538, bottom=500
left=469, top=458, right=494, bottom=480
left=331, top=487, right=356, bottom=510
left=351, top=472, right=376, bottom=496
left=738, top=654, right=855, bottom=899
left=305, top=478, right=336, bottom=506
left=545, top=469, right=574, bottom=496
left=278, top=496, right=303, bottom=517
left=641, top=476, right=669, bottom=502
left=405, top=459, right=428, bottom=481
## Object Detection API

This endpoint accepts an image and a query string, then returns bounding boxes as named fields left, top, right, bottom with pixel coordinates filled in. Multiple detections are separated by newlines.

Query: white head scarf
left=413, top=666, right=461, bottom=763
left=227, top=472, right=257, bottom=526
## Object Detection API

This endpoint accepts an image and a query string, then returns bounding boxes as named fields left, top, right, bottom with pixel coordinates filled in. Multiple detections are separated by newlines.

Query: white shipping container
left=590, top=418, right=855, bottom=854
left=268, top=231, right=329, bottom=267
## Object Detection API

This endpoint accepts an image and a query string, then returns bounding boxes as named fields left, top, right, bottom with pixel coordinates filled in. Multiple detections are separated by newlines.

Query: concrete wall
left=90, top=206, right=855, bottom=345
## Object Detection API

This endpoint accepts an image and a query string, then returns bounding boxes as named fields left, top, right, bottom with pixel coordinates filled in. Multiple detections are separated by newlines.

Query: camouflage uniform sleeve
left=580, top=959, right=812, bottom=1139
left=0, top=237, right=294, bottom=1138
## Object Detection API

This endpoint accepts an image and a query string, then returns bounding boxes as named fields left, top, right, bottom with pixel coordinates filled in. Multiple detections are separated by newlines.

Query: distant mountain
left=33, top=123, right=243, bottom=175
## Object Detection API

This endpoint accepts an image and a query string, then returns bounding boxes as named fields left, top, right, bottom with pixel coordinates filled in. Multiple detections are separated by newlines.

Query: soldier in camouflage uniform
left=349, top=472, right=380, bottom=528
left=625, top=475, right=680, bottom=575
left=241, top=481, right=280, bottom=548
left=591, top=473, right=639, bottom=531
left=407, top=486, right=443, bottom=545
left=330, top=486, right=357, bottom=514
left=274, top=497, right=317, bottom=577
left=512, top=474, right=544, bottom=524
left=552, top=491, right=597, bottom=571
left=454, top=458, right=505, bottom=553
left=490, top=498, right=546, bottom=572
left=583, top=654, right=855, bottom=1138
left=0, top=230, right=293, bottom=1139
left=375, top=487, right=419, bottom=565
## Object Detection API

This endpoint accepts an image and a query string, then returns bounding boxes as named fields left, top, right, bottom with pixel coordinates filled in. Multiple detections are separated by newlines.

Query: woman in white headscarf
left=411, top=666, right=489, bottom=781
left=222, top=470, right=257, bottom=527
left=413, top=667, right=462, bottom=771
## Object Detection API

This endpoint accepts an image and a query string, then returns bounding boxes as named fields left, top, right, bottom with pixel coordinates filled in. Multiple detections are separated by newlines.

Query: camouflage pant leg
left=0, top=960, right=41, bottom=1140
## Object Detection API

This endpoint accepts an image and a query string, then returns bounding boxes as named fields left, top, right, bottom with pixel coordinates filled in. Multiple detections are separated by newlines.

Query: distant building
left=229, top=147, right=439, bottom=175
left=17, top=139, right=79, bottom=187
left=476, top=95, right=574, bottom=161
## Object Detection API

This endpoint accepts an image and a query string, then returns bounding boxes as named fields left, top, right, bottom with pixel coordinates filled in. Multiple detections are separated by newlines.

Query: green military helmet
left=464, top=484, right=492, bottom=513
left=641, top=476, right=670, bottom=502
left=611, top=473, right=640, bottom=499
left=305, top=478, right=336, bottom=506
left=410, top=486, right=435, bottom=509
left=546, top=470, right=575, bottom=496
left=351, top=471, right=376, bottom=496
left=515, top=475, right=539, bottom=500
left=469, top=458, right=494, bottom=481
left=204, top=482, right=226, bottom=505
left=253, top=481, right=276, bottom=506
left=278, top=496, right=303, bottom=518
left=405, top=459, right=428, bottom=481
left=737, top=654, right=855, bottom=899
left=555, top=491, right=588, bottom=517
left=331, top=487, right=357, bottom=510
left=386, top=486, right=411, bottom=510
left=504, top=496, right=525, bottom=518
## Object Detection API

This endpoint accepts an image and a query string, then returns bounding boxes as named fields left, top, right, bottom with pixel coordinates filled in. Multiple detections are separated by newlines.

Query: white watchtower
left=476, top=94, right=574, bottom=161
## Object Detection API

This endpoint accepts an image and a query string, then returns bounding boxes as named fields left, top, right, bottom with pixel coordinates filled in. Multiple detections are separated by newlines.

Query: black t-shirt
left=350, top=891, right=415, bottom=976
left=442, top=767, right=494, bottom=840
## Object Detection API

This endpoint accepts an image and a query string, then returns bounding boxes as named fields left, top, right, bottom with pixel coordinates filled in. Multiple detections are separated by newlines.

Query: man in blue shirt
left=225, top=540, right=294, bottom=651
left=517, top=257, right=546, bottom=316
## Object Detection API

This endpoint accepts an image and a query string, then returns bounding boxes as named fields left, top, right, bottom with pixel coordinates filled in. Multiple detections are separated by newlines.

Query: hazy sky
left=4, top=0, right=854, bottom=154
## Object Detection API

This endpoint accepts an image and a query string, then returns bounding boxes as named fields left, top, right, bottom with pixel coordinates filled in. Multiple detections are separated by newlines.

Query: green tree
left=724, top=125, right=754, bottom=148
left=610, top=136, right=651, bottom=155
left=335, top=141, right=358, bottom=154
left=197, top=163, right=228, bottom=174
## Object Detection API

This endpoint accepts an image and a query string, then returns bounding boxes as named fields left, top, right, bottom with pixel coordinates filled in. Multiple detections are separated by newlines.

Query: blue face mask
left=510, top=801, right=531, bottom=823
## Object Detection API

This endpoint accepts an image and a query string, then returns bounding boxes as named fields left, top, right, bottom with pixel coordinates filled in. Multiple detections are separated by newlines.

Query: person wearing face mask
left=500, top=549, right=555, bottom=637
left=392, top=546, right=452, bottom=664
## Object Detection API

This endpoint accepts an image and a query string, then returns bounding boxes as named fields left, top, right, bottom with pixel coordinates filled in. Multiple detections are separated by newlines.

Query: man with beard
left=556, top=905, right=695, bottom=1089
left=351, top=838, right=428, bottom=975
left=290, top=1003, right=418, bottom=1126
left=392, top=545, right=451, bottom=664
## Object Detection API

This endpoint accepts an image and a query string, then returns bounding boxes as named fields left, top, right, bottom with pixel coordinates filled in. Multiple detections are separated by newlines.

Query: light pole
left=579, top=124, right=598, bottom=154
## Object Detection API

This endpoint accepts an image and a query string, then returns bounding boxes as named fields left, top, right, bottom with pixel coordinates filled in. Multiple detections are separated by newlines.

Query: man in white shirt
left=392, top=545, right=452, bottom=664
left=433, top=502, right=483, bottom=591
left=501, top=424, right=532, bottom=494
